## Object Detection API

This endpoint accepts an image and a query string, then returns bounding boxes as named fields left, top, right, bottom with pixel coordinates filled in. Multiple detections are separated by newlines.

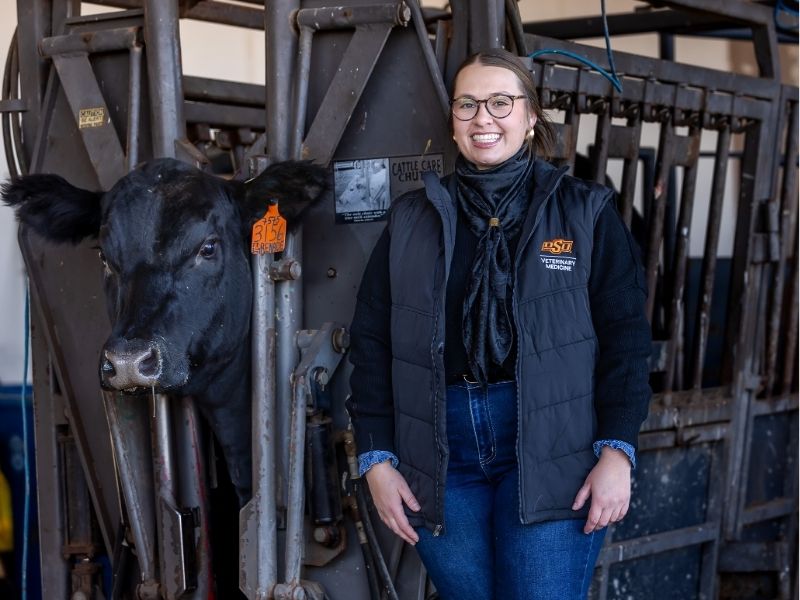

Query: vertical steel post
left=143, top=0, right=185, bottom=158
left=241, top=243, right=279, bottom=599
left=266, top=0, right=301, bottom=517
left=15, top=0, right=50, bottom=167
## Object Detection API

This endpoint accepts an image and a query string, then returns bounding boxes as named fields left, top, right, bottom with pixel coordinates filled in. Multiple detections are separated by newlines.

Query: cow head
left=2, top=158, right=328, bottom=396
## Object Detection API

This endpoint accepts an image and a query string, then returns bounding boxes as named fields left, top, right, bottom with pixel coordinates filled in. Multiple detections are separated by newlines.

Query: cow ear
left=242, top=160, right=330, bottom=225
left=1, top=174, right=102, bottom=244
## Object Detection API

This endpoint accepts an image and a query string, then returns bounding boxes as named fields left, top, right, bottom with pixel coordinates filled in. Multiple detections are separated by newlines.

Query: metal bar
left=50, top=53, right=127, bottom=189
left=691, top=126, right=731, bottom=390
left=38, top=26, right=141, bottom=56
left=28, top=290, right=70, bottom=599
left=290, top=25, right=313, bottom=161
left=644, top=120, right=675, bottom=322
left=615, top=117, right=642, bottom=228
left=525, top=35, right=780, bottom=106
left=698, top=443, right=724, bottom=599
left=16, top=0, right=50, bottom=167
left=143, top=0, right=185, bottom=158
left=283, top=376, right=309, bottom=587
left=781, top=249, right=799, bottom=395
left=596, top=522, right=718, bottom=565
left=182, top=75, right=265, bottom=107
left=591, top=107, right=611, bottom=184
left=239, top=248, right=278, bottom=600
left=103, top=391, right=157, bottom=586
left=724, top=267, right=762, bottom=540
left=183, top=101, right=265, bottom=129
left=295, top=3, right=409, bottom=29
left=750, top=394, right=798, bottom=416
left=407, top=0, right=450, bottom=120
left=301, top=23, right=396, bottom=165
left=765, top=99, right=799, bottom=395
left=174, top=398, right=211, bottom=600
left=740, top=497, right=796, bottom=526
left=718, top=541, right=787, bottom=572
left=468, top=0, right=502, bottom=52
left=664, top=128, right=702, bottom=392
left=182, top=0, right=264, bottom=29
left=150, top=393, right=178, bottom=599
left=504, top=0, right=527, bottom=55
left=126, top=44, right=142, bottom=171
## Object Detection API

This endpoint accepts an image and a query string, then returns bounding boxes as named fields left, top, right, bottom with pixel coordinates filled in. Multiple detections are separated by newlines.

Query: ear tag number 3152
left=251, top=203, right=287, bottom=254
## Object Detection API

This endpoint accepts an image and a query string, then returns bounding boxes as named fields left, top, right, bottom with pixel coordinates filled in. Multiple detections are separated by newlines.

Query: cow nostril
left=138, top=348, right=160, bottom=378
left=101, top=357, right=116, bottom=376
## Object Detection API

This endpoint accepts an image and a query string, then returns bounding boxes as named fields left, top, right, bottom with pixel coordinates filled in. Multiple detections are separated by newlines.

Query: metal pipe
left=150, top=392, right=177, bottom=595
left=644, top=120, right=675, bottom=322
left=143, top=0, right=185, bottom=158
left=38, top=26, right=141, bottom=57
left=126, top=43, right=142, bottom=171
left=619, top=116, right=643, bottom=228
left=290, top=25, right=313, bottom=161
left=765, top=100, right=799, bottom=395
left=248, top=249, right=278, bottom=599
left=103, top=391, right=157, bottom=585
left=295, top=3, right=409, bottom=30
left=691, top=126, right=730, bottom=390
left=406, top=0, right=450, bottom=120
left=283, top=376, right=309, bottom=587
left=663, top=129, right=701, bottom=393
left=174, top=398, right=211, bottom=600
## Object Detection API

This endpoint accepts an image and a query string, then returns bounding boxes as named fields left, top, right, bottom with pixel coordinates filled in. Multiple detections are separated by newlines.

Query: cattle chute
left=0, top=1, right=797, bottom=599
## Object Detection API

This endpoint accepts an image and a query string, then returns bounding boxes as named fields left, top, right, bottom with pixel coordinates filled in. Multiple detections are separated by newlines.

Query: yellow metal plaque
left=79, top=107, right=105, bottom=129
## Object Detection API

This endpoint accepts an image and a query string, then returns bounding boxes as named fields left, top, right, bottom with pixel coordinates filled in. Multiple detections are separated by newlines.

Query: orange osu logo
left=541, top=238, right=574, bottom=254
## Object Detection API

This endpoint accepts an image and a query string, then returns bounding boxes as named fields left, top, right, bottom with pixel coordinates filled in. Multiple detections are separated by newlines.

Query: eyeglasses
left=450, top=94, right=526, bottom=121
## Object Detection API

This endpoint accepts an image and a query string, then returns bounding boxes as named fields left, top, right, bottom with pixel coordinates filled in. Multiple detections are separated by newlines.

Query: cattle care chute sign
left=333, top=154, right=444, bottom=224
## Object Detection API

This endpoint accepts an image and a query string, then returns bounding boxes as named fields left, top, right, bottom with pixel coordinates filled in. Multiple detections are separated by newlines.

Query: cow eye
left=198, top=239, right=218, bottom=259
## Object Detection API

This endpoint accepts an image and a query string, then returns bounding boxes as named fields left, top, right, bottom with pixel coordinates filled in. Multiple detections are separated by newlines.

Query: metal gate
left=1, top=1, right=796, bottom=599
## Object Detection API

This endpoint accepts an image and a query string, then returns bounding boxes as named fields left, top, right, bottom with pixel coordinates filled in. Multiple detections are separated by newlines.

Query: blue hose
left=20, top=285, right=30, bottom=600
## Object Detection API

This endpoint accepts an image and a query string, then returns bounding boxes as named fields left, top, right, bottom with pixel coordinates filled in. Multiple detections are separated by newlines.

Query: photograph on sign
left=333, top=159, right=390, bottom=224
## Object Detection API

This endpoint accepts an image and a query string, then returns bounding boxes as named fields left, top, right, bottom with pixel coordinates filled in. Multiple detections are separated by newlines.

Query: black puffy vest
left=387, top=159, right=612, bottom=531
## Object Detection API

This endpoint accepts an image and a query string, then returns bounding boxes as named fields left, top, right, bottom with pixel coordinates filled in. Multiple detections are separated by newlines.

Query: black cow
left=2, top=158, right=328, bottom=503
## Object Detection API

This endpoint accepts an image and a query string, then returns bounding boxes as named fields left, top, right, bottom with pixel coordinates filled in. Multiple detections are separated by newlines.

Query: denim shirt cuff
left=358, top=450, right=399, bottom=477
left=593, top=439, right=636, bottom=469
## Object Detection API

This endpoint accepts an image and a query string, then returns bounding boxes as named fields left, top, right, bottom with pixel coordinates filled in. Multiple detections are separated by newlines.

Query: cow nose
left=101, top=340, right=163, bottom=390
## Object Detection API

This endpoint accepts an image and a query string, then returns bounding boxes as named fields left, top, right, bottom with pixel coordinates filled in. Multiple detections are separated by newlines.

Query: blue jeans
left=415, top=380, right=605, bottom=600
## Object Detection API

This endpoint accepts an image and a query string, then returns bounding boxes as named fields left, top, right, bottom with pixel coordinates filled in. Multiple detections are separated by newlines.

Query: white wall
left=0, top=2, right=27, bottom=385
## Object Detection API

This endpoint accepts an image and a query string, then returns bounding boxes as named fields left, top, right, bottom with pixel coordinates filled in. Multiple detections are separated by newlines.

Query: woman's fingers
left=366, top=463, right=420, bottom=544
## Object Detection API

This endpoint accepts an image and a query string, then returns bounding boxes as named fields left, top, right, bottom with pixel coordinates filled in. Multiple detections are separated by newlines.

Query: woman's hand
left=571, top=447, right=631, bottom=534
left=364, top=461, right=421, bottom=545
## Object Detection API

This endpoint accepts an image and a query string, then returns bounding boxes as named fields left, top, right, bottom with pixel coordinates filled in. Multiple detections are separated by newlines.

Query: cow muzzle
left=101, top=339, right=163, bottom=391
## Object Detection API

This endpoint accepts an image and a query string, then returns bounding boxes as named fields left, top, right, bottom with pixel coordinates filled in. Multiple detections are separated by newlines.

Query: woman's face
left=451, top=63, right=535, bottom=170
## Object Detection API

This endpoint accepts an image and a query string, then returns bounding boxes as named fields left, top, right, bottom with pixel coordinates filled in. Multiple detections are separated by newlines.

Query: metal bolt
left=326, top=267, right=337, bottom=278
left=315, top=369, right=329, bottom=387
left=332, top=327, right=350, bottom=353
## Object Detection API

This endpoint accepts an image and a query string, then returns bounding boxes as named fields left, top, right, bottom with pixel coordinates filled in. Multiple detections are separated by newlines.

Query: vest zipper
left=512, top=169, right=567, bottom=522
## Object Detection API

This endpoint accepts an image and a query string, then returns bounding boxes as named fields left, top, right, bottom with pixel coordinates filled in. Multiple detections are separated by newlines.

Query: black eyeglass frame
left=449, top=94, right=527, bottom=121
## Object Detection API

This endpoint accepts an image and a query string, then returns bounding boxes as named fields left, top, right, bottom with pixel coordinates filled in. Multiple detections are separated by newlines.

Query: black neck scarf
left=455, top=146, right=534, bottom=385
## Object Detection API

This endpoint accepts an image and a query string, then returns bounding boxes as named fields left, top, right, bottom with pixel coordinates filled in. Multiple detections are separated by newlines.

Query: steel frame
left=4, top=1, right=797, bottom=599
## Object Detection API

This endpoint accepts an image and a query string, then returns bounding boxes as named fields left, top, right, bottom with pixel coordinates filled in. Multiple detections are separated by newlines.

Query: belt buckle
left=462, top=373, right=479, bottom=385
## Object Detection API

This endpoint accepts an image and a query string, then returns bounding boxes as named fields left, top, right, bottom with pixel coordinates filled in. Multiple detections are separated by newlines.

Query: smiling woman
left=348, top=47, right=652, bottom=600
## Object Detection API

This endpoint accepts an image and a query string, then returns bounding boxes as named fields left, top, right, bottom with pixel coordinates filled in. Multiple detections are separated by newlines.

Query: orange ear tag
left=251, top=203, right=287, bottom=254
